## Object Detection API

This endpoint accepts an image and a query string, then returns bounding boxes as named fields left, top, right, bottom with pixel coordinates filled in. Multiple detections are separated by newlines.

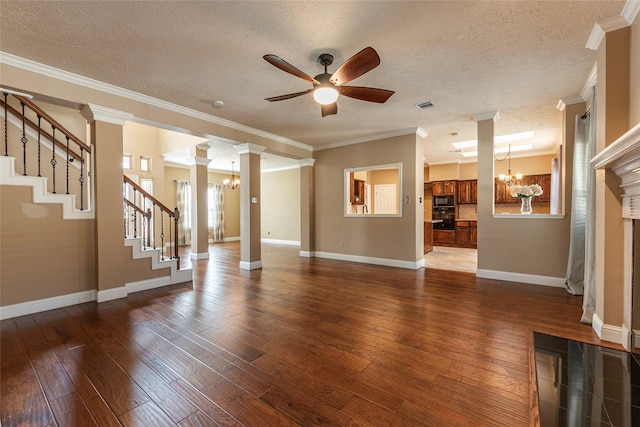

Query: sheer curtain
left=175, top=181, right=191, bottom=246
left=208, top=184, right=225, bottom=243
left=565, top=89, right=596, bottom=324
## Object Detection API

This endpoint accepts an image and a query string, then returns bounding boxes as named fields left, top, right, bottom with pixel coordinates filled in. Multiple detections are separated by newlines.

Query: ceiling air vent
left=416, top=100, right=436, bottom=110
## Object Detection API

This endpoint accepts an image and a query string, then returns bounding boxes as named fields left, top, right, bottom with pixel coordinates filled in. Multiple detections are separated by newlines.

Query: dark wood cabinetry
left=424, top=222, right=433, bottom=254
left=494, top=174, right=551, bottom=203
left=433, top=229, right=456, bottom=246
left=457, top=180, right=477, bottom=204
left=350, top=173, right=365, bottom=205
left=432, top=180, right=456, bottom=196
left=455, top=220, right=477, bottom=248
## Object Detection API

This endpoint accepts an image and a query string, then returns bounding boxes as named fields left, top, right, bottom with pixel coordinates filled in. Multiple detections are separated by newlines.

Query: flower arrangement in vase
left=510, top=184, right=543, bottom=214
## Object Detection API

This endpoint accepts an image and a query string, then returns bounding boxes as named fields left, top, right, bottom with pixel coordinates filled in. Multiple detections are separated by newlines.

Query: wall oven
left=433, top=195, right=454, bottom=207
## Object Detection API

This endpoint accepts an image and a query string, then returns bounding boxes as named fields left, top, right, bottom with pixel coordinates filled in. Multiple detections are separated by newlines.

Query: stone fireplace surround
left=592, top=122, right=640, bottom=350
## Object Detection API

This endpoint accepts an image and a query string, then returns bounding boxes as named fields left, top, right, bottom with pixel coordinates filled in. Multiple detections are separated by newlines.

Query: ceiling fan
left=263, top=47, right=395, bottom=117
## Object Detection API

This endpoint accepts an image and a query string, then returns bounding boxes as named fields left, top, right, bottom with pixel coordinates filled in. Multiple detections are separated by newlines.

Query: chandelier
left=496, top=144, right=522, bottom=187
left=223, top=161, right=240, bottom=190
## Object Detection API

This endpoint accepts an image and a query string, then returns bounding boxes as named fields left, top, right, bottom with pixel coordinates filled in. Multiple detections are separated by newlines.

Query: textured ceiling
left=0, top=1, right=627, bottom=169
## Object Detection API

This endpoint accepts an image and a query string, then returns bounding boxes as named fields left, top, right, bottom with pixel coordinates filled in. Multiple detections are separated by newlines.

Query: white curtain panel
left=208, top=184, right=225, bottom=243
left=175, top=181, right=191, bottom=246
left=565, top=88, right=596, bottom=325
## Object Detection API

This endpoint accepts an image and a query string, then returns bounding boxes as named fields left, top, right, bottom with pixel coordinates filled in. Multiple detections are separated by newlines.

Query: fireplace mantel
left=592, top=122, right=640, bottom=210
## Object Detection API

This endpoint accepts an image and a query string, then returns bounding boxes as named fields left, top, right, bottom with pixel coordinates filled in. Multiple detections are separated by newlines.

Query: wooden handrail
left=124, top=175, right=175, bottom=216
left=13, top=94, right=91, bottom=153
left=0, top=99, right=84, bottom=162
left=124, top=198, right=149, bottom=217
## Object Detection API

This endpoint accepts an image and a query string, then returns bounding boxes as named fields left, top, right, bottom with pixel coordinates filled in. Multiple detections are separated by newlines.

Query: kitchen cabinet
left=455, top=220, right=477, bottom=248
left=457, top=180, right=477, bottom=204
left=433, top=229, right=456, bottom=246
left=494, top=174, right=551, bottom=203
left=350, top=174, right=365, bottom=205
left=431, top=180, right=456, bottom=196
left=424, top=221, right=433, bottom=254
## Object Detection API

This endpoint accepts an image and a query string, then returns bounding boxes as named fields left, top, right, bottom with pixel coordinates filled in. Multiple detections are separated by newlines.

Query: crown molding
left=81, top=104, right=133, bottom=125
left=473, top=111, right=499, bottom=122
left=0, top=52, right=312, bottom=153
left=297, top=158, right=316, bottom=168
left=586, top=1, right=636, bottom=51
left=315, top=127, right=423, bottom=151
left=235, top=143, right=265, bottom=155
left=556, top=96, right=585, bottom=112
left=581, top=63, right=598, bottom=101
left=623, top=0, right=640, bottom=24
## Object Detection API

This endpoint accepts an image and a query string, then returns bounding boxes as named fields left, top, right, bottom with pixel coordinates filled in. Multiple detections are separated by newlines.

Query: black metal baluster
left=20, top=102, right=27, bottom=175
left=51, top=126, right=57, bottom=193
left=142, top=195, right=147, bottom=248
left=174, top=208, right=179, bottom=262
left=133, top=188, right=137, bottom=237
left=152, top=203, right=156, bottom=249
left=65, top=136, right=70, bottom=194
left=79, top=147, right=85, bottom=210
left=123, top=202, right=128, bottom=238
left=36, top=115, right=42, bottom=176
left=160, top=213, right=165, bottom=260
left=3, top=92, right=8, bottom=156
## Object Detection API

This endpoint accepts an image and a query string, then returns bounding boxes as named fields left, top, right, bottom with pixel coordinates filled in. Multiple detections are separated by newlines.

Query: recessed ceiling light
left=451, top=131, right=534, bottom=150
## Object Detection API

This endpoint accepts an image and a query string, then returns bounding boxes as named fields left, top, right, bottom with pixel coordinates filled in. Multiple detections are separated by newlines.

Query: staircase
left=1, top=88, right=191, bottom=319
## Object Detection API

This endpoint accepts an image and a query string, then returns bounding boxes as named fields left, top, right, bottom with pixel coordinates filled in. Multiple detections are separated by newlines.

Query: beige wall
left=0, top=185, right=95, bottom=305
left=123, top=122, right=165, bottom=203
left=314, top=133, right=422, bottom=263
left=261, top=167, right=300, bottom=241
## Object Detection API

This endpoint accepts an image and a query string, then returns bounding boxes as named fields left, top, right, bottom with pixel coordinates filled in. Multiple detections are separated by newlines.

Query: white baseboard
left=592, top=312, right=627, bottom=347
left=261, top=238, right=301, bottom=246
left=300, top=250, right=315, bottom=258
left=224, top=236, right=240, bottom=242
left=126, top=276, right=171, bottom=294
left=239, top=260, right=262, bottom=270
left=0, top=289, right=96, bottom=320
left=314, top=251, right=424, bottom=270
left=191, top=252, right=210, bottom=260
left=475, top=269, right=565, bottom=288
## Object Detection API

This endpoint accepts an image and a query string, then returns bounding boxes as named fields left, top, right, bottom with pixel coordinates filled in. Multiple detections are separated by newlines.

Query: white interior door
left=374, top=184, right=396, bottom=214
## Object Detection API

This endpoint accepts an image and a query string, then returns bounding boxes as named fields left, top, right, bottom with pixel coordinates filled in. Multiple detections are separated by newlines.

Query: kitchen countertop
left=455, top=219, right=477, bottom=221
left=425, top=219, right=443, bottom=223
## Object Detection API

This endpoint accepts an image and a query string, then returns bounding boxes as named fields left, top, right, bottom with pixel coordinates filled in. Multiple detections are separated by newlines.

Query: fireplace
left=592, top=122, right=640, bottom=351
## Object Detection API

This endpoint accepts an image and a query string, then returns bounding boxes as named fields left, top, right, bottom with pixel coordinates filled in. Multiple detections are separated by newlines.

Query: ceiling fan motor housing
left=317, top=53, right=334, bottom=67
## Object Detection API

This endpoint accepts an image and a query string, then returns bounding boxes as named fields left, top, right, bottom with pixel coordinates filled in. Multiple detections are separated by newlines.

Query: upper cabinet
left=494, top=174, right=551, bottom=203
left=432, top=180, right=456, bottom=196
left=457, top=180, right=477, bottom=204
left=349, top=172, right=365, bottom=205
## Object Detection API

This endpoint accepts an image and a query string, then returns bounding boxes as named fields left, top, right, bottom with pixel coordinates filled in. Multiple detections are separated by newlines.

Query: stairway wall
left=0, top=185, right=95, bottom=305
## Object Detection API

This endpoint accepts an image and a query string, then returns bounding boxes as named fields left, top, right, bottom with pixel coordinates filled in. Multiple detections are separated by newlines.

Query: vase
left=520, top=197, right=532, bottom=215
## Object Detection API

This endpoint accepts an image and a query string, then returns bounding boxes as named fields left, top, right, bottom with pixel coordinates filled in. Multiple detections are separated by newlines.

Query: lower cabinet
left=455, top=220, right=477, bottom=248
left=433, top=230, right=456, bottom=246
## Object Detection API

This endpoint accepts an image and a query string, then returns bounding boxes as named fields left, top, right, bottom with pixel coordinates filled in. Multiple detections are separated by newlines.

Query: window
left=140, top=178, right=153, bottom=195
left=122, top=154, right=133, bottom=170
left=344, top=163, right=402, bottom=217
left=140, top=156, right=151, bottom=172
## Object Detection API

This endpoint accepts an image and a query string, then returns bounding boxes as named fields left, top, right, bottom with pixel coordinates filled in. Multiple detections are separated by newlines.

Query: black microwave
left=433, top=195, right=454, bottom=206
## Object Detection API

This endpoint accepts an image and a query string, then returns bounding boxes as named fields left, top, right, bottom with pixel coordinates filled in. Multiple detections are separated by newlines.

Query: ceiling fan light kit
left=263, top=47, right=394, bottom=117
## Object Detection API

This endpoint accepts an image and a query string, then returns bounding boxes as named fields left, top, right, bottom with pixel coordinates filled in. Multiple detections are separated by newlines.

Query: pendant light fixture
left=496, top=144, right=522, bottom=187
left=223, top=161, right=240, bottom=190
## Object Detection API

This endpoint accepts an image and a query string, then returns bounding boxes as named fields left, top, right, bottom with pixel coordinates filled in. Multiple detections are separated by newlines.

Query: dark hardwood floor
left=1, top=242, right=611, bottom=426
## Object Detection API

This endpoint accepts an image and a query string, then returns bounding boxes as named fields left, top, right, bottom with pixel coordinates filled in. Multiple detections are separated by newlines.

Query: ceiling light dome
left=313, top=86, right=339, bottom=105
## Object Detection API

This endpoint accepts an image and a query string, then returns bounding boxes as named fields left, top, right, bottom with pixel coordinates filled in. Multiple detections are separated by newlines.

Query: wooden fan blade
left=321, top=103, right=337, bottom=117
left=265, top=89, right=313, bottom=102
left=263, top=54, right=320, bottom=85
left=339, top=86, right=395, bottom=103
left=329, top=47, right=380, bottom=86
